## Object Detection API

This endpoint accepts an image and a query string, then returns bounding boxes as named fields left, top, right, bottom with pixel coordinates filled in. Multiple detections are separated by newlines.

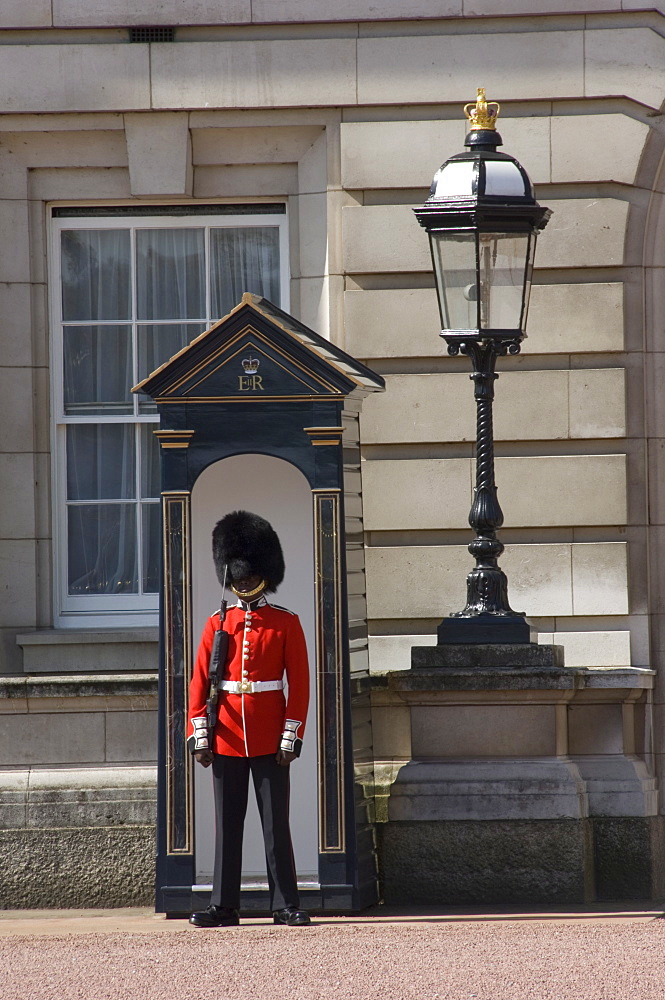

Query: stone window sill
left=14, top=629, right=159, bottom=674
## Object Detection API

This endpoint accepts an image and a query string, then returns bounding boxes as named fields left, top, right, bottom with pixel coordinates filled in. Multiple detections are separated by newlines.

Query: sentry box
left=133, top=294, right=384, bottom=916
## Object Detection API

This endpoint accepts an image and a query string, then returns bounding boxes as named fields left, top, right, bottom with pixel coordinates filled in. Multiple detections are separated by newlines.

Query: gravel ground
left=2, top=915, right=665, bottom=1000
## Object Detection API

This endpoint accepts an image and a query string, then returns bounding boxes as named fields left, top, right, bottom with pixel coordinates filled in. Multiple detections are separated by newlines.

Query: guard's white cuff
left=188, top=717, right=209, bottom=754
left=279, top=719, right=303, bottom=757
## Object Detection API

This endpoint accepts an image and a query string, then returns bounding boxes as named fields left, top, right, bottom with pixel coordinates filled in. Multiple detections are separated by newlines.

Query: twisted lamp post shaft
left=446, top=340, right=524, bottom=625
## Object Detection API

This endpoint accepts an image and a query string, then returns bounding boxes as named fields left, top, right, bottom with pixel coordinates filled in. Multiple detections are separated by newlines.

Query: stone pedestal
left=373, top=644, right=662, bottom=904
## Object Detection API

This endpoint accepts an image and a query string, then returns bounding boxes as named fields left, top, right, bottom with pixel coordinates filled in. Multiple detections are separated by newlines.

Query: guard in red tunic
left=188, top=511, right=311, bottom=927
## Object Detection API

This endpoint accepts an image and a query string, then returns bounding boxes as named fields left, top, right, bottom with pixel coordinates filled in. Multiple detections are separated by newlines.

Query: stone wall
left=0, top=3, right=663, bottom=905
left=0, top=676, right=157, bottom=908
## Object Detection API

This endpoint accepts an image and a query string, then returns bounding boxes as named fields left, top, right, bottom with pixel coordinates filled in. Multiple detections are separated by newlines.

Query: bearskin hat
left=212, top=510, right=285, bottom=593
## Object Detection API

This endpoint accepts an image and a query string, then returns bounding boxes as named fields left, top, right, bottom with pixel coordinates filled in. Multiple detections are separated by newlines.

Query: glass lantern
left=414, top=88, right=550, bottom=347
left=429, top=228, right=536, bottom=334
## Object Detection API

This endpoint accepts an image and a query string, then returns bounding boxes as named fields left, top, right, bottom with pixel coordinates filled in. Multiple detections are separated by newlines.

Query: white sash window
left=50, top=207, right=288, bottom=625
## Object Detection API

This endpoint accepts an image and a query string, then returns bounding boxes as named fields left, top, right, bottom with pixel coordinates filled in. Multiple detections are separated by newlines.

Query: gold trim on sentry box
left=162, top=492, right=193, bottom=856
left=304, top=426, right=345, bottom=446
left=154, top=394, right=342, bottom=404
left=313, top=490, right=345, bottom=855
left=182, top=339, right=314, bottom=395
left=162, top=325, right=340, bottom=397
left=155, top=430, right=196, bottom=449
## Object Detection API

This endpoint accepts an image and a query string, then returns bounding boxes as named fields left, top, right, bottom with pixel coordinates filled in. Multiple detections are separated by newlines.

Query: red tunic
left=188, top=600, right=310, bottom=758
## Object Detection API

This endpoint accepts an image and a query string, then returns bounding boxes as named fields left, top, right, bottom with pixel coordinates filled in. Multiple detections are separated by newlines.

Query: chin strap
left=279, top=719, right=303, bottom=757
left=231, top=579, right=266, bottom=598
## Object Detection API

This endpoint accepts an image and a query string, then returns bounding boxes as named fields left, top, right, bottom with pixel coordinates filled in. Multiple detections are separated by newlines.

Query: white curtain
left=210, top=227, right=280, bottom=319
left=62, top=229, right=139, bottom=595
left=61, top=223, right=281, bottom=598
left=61, top=229, right=131, bottom=321
left=63, top=325, right=133, bottom=415
left=136, top=228, right=205, bottom=320
left=66, top=424, right=137, bottom=594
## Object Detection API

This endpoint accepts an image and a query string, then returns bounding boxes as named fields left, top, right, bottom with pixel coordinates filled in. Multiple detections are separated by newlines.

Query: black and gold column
left=156, top=430, right=195, bottom=856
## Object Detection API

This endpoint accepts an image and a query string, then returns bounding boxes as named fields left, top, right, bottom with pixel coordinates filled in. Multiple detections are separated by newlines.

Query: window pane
left=431, top=233, right=477, bottom=330
left=63, top=325, right=133, bottom=415
left=136, top=229, right=205, bottom=320
left=61, top=230, right=131, bottom=321
left=142, top=503, right=161, bottom=593
left=210, top=227, right=280, bottom=319
left=137, top=323, right=207, bottom=413
left=478, top=232, right=530, bottom=330
left=67, top=424, right=136, bottom=501
left=68, top=504, right=138, bottom=594
left=140, top=424, right=160, bottom=499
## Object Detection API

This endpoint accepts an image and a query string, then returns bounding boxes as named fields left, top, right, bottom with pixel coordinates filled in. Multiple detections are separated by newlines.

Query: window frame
left=49, top=206, right=290, bottom=627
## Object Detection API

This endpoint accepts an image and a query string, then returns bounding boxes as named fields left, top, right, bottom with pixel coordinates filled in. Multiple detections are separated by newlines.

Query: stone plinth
left=411, top=642, right=564, bottom=670
left=437, top=614, right=538, bottom=645
left=373, top=647, right=662, bottom=904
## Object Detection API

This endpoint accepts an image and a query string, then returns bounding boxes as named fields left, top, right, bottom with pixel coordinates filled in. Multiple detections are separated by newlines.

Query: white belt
left=220, top=679, right=284, bottom=694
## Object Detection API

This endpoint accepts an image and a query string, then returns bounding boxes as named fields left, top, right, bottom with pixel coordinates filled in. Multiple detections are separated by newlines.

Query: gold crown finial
left=464, top=88, right=500, bottom=131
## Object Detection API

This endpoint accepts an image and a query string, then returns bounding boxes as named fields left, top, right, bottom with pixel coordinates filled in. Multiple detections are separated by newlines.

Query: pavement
left=0, top=902, right=663, bottom=936
left=1, top=904, right=664, bottom=999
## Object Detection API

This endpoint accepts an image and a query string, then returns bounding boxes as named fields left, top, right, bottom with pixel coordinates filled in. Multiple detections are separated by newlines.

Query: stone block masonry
left=0, top=675, right=158, bottom=908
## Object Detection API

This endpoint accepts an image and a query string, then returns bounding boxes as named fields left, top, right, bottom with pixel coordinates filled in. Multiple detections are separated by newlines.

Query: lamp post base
left=437, top=613, right=537, bottom=645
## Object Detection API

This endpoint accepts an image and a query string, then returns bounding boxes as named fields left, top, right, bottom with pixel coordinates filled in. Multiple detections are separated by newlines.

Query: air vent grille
left=129, top=27, right=175, bottom=43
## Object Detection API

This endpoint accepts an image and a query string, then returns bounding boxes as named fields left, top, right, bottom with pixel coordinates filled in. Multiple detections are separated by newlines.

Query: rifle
left=205, top=564, right=228, bottom=751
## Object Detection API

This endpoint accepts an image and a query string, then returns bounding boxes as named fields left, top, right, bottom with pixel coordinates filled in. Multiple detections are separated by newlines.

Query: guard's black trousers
left=210, top=753, right=299, bottom=912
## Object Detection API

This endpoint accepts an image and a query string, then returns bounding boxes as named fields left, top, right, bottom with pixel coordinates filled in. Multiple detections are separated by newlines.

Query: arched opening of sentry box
left=191, top=453, right=318, bottom=897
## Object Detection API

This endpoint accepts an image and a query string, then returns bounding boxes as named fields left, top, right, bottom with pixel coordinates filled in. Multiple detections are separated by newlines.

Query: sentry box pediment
left=133, top=295, right=384, bottom=916
left=135, top=292, right=381, bottom=404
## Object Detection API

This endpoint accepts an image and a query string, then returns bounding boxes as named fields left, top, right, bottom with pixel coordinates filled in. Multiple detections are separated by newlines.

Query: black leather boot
left=273, top=906, right=311, bottom=926
left=189, top=905, right=240, bottom=927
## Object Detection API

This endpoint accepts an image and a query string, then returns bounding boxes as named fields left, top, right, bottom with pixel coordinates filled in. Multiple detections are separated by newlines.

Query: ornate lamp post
left=414, top=89, right=551, bottom=644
